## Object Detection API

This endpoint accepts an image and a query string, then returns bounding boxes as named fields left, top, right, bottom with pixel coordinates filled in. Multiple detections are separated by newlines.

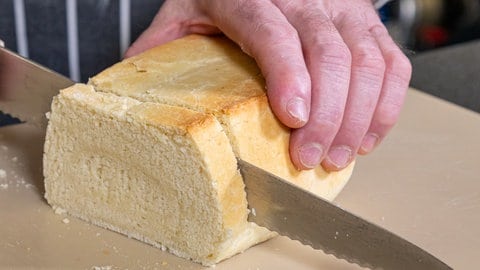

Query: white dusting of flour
left=91, top=266, right=112, bottom=270
left=53, top=206, right=67, bottom=215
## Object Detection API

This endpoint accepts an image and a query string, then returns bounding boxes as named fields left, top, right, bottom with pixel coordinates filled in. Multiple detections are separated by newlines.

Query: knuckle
left=253, top=19, right=298, bottom=41
left=316, top=40, right=350, bottom=58
left=374, top=94, right=405, bottom=128
left=302, top=11, right=336, bottom=35
left=344, top=112, right=373, bottom=134
left=311, top=41, right=352, bottom=72
left=312, top=109, right=344, bottom=136
left=353, top=48, right=386, bottom=81
left=247, top=20, right=300, bottom=57
left=386, top=51, right=412, bottom=83
left=355, top=47, right=385, bottom=71
left=375, top=106, right=401, bottom=128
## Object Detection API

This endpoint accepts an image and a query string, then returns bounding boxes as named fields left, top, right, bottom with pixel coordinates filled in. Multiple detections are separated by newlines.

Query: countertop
left=1, top=89, right=479, bottom=269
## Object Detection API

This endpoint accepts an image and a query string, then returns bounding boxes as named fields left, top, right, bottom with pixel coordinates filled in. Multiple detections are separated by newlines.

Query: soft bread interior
left=44, top=85, right=273, bottom=265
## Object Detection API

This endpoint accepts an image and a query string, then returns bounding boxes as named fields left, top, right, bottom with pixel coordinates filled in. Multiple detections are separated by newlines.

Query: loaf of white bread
left=43, top=35, right=355, bottom=265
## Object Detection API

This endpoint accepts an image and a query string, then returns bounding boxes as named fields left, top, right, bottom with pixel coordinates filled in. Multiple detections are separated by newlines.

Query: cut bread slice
left=44, top=84, right=273, bottom=265
left=44, top=35, right=355, bottom=266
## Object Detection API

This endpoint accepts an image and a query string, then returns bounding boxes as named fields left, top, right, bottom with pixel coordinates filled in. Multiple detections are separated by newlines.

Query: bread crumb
left=53, top=206, right=67, bottom=215
left=96, top=232, right=101, bottom=237
left=0, top=169, right=6, bottom=178
left=0, top=183, right=8, bottom=189
left=161, top=261, right=168, bottom=266
left=12, top=156, right=18, bottom=162
left=0, top=145, right=7, bottom=151
left=45, top=112, right=51, bottom=120
left=91, top=266, right=112, bottom=270
left=251, top=208, right=256, bottom=217
left=25, top=183, right=34, bottom=189
left=62, top=218, right=70, bottom=224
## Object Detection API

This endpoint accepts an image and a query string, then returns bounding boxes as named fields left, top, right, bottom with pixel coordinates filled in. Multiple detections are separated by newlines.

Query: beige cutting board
left=1, top=89, right=479, bottom=269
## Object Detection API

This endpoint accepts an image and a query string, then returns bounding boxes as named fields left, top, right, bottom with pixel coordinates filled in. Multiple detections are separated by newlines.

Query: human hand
left=125, top=0, right=412, bottom=172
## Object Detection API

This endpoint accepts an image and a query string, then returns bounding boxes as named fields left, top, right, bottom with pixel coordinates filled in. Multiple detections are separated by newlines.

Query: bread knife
left=0, top=46, right=452, bottom=270
left=239, top=159, right=453, bottom=269
left=0, top=45, right=74, bottom=128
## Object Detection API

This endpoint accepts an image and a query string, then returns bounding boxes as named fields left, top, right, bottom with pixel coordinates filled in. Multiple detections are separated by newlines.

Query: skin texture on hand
left=125, top=0, right=412, bottom=172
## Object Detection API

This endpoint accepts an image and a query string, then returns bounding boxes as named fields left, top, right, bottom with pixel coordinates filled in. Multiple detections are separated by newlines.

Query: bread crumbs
left=91, top=266, right=112, bottom=270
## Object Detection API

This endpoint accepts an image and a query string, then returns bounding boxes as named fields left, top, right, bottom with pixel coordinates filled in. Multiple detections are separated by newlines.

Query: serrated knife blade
left=239, top=159, right=452, bottom=270
left=0, top=46, right=74, bottom=128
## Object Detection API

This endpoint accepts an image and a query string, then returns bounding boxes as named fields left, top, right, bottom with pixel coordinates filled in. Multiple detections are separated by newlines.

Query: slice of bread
left=44, top=35, right=354, bottom=266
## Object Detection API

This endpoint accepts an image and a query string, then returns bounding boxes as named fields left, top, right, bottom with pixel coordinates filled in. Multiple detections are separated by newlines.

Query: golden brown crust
left=89, top=35, right=266, bottom=114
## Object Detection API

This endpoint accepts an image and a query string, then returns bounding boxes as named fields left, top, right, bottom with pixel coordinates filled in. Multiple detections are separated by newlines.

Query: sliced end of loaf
left=43, top=84, right=272, bottom=265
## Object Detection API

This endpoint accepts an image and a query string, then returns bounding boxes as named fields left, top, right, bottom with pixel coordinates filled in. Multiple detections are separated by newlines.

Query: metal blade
left=239, top=159, right=452, bottom=270
left=0, top=46, right=74, bottom=128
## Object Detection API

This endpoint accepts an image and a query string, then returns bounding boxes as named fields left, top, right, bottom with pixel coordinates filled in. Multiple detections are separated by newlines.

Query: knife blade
left=239, top=159, right=452, bottom=270
left=0, top=46, right=74, bottom=128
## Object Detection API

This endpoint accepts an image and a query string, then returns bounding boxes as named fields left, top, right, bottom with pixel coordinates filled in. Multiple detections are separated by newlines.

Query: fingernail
left=298, top=143, right=323, bottom=169
left=327, top=146, right=352, bottom=169
left=360, top=133, right=379, bottom=154
left=287, top=98, right=308, bottom=125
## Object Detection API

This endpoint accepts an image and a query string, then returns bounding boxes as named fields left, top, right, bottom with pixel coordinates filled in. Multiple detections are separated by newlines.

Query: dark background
left=0, top=0, right=164, bottom=82
left=0, top=0, right=164, bottom=125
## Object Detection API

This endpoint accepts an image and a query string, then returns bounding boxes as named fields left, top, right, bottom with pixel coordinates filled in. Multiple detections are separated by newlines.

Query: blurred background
left=381, top=0, right=480, bottom=51
left=1, top=0, right=480, bottom=126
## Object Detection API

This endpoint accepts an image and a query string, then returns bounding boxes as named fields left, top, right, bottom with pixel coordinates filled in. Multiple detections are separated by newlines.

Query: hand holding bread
left=125, top=0, right=412, bottom=172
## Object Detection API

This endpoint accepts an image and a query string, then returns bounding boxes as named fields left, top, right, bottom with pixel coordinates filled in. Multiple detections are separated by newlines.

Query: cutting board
left=1, top=89, right=479, bottom=269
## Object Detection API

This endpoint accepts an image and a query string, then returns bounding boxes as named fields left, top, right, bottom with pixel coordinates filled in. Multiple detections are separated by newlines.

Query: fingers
left=272, top=2, right=352, bottom=169
left=320, top=11, right=387, bottom=171
left=203, top=0, right=311, bottom=128
left=358, top=25, right=412, bottom=154
left=278, top=1, right=407, bottom=171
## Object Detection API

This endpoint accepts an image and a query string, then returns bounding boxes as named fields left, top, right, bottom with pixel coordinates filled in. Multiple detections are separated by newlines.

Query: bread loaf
left=44, top=35, right=354, bottom=265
